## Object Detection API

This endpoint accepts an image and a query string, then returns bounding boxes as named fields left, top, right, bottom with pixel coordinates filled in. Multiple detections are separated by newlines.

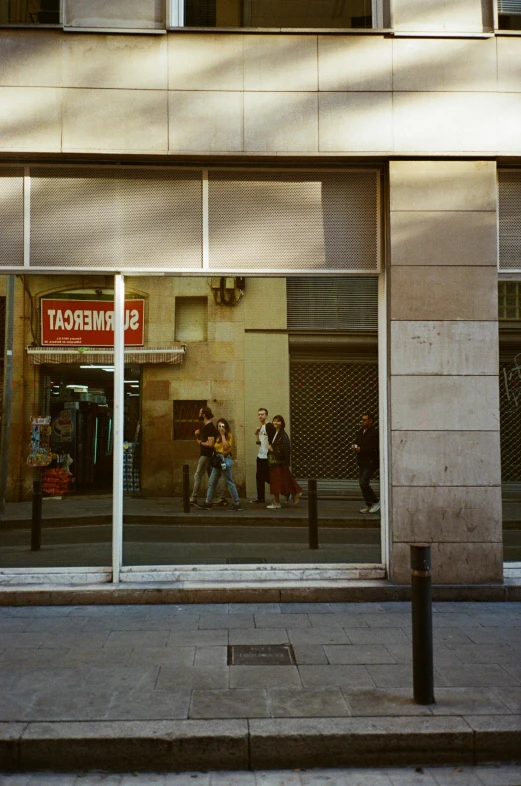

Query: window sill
left=167, top=26, right=392, bottom=34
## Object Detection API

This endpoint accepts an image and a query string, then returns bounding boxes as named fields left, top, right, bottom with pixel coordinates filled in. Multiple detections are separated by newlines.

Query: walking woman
left=197, top=418, right=242, bottom=511
left=267, top=415, right=302, bottom=509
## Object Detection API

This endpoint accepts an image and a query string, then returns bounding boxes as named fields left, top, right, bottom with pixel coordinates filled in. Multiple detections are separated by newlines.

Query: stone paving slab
left=0, top=602, right=519, bottom=771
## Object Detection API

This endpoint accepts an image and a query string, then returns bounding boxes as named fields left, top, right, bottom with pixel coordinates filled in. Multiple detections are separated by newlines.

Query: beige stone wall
left=243, top=278, right=289, bottom=499
left=0, top=30, right=520, bottom=156
left=388, top=161, right=502, bottom=585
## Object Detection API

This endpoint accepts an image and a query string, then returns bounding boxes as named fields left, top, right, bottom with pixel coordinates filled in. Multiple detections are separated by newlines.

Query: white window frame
left=169, top=0, right=385, bottom=29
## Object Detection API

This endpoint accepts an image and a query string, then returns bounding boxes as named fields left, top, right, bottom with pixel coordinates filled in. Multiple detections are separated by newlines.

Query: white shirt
left=257, top=422, right=270, bottom=460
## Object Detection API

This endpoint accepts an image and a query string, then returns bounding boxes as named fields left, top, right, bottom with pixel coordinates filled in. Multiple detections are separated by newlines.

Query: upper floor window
left=171, top=0, right=379, bottom=29
left=498, top=0, right=521, bottom=29
left=1, top=0, right=60, bottom=24
left=1, top=0, right=384, bottom=28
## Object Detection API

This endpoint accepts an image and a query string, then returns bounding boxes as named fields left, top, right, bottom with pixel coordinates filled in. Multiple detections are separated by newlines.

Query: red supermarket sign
left=41, top=299, right=145, bottom=346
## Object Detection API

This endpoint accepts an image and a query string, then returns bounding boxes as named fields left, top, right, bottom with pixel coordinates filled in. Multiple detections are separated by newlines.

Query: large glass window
left=498, top=0, right=521, bottom=30
left=0, top=0, right=60, bottom=25
left=173, top=0, right=377, bottom=29
left=122, top=274, right=381, bottom=568
left=0, top=275, right=113, bottom=569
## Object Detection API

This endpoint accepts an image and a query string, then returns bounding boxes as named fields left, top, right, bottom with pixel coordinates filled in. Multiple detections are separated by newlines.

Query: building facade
left=0, top=0, right=520, bottom=588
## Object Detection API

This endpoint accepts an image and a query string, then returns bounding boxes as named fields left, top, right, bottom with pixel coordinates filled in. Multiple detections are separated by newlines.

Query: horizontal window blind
left=498, top=0, right=521, bottom=13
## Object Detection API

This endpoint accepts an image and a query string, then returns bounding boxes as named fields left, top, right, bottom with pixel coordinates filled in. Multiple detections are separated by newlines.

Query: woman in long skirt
left=267, top=415, right=302, bottom=509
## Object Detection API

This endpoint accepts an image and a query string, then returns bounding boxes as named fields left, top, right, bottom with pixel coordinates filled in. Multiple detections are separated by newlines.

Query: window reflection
left=183, top=0, right=372, bottom=28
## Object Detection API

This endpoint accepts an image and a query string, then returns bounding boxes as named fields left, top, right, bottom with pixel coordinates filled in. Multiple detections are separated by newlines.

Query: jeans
left=206, top=455, right=239, bottom=504
left=359, top=466, right=378, bottom=505
left=192, top=455, right=226, bottom=499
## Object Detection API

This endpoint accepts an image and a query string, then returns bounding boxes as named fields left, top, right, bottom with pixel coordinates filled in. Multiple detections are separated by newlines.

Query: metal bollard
left=31, top=477, right=42, bottom=552
left=308, top=478, right=318, bottom=550
left=410, top=544, right=435, bottom=705
left=182, top=464, right=190, bottom=513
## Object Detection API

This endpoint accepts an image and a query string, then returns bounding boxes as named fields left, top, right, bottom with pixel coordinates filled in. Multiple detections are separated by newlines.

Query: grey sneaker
left=360, top=505, right=371, bottom=513
left=230, top=503, right=242, bottom=511
left=369, top=502, right=381, bottom=514
left=196, top=501, right=212, bottom=510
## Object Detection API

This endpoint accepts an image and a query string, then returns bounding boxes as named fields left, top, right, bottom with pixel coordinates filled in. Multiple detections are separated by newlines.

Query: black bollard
left=411, top=544, right=435, bottom=705
left=182, top=464, right=190, bottom=513
left=31, top=477, right=42, bottom=551
left=308, top=478, right=318, bottom=549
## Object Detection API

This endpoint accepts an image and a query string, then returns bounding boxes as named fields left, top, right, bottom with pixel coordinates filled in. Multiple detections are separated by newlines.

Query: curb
left=0, top=718, right=519, bottom=772
left=0, top=582, right=520, bottom=606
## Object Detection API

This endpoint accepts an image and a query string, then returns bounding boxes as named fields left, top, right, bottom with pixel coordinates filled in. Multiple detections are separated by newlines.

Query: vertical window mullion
left=112, top=273, right=125, bottom=583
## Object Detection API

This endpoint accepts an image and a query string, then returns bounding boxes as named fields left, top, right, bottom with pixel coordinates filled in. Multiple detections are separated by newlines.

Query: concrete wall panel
left=62, top=33, right=168, bottom=90
left=389, top=161, right=497, bottom=212
left=390, top=542, right=503, bottom=584
left=391, top=431, right=501, bottom=487
left=169, top=91, right=243, bottom=152
left=392, top=0, right=486, bottom=32
left=393, top=92, right=497, bottom=153
left=0, top=31, right=62, bottom=87
left=168, top=34, right=244, bottom=91
left=390, top=321, right=499, bottom=376
left=0, top=86, right=62, bottom=151
left=392, top=38, right=497, bottom=93
left=498, top=38, right=521, bottom=93
left=318, top=35, right=392, bottom=92
left=244, top=92, right=318, bottom=152
left=391, top=376, right=499, bottom=431
left=318, top=92, right=393, bottom=152
left=392, top=486, right=502, bottom=543
left=244, top=35, right=317, bottom=92
left=62, top=88, right=168, bottom=151
left=390, top=211, right=498, bottom=267
left=497, top=93, right=521, bottom=153
left=390, top=266, right=498, bottom=321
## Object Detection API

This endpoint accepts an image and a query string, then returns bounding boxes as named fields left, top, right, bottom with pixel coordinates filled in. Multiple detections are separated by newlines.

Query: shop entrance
left=40, top=364, right=140, bottom=494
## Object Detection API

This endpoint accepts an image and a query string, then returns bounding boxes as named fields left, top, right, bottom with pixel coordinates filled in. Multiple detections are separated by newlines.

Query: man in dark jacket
left=353, top=411, right=380, bottom=514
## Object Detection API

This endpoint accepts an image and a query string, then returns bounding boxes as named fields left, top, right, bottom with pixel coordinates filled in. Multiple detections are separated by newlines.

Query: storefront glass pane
left=122, top=274, right=381, bottom=567
left=499, top=282, right=521, bottom=563
left=0, top=274, right=113, bottom=569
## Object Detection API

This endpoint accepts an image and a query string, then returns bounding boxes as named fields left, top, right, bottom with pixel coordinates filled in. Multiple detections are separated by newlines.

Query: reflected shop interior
left=0, top=273, right=385, bottom=569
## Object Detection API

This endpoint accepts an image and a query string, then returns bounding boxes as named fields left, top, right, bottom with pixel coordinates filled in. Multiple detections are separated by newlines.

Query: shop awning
left=26, top=346, right=186, bottom=365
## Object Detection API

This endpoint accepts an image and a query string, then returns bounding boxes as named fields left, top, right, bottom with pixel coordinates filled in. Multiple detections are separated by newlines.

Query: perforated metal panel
left=499, top=170, right=521, bottom=271
left=30, top=168, right=202, bottom=269
left=288, top=278, right=378, bottom=331
left=290, top=361, right=378, bottom=481
left=208, top=171, right=379, bottom=271
left=0, top=169, right=24, bottom=268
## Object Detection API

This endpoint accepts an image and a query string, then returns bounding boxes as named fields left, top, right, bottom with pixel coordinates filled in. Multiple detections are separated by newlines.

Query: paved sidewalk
left=1, top=765, right=521, bottom=785
left=0, top=602, right=519, bottom=772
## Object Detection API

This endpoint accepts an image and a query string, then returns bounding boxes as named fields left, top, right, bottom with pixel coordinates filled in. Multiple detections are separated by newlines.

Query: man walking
left=353, top=411, right=380, bottom=514
left=190, top=406, right=218, bottom=506
left=250, top=407, right=275, bottom=504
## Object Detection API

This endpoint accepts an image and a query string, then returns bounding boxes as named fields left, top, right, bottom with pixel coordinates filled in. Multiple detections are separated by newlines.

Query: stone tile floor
left=1, top=765, right=521, bottom=785
left=0, top=601, right=519, bottom=723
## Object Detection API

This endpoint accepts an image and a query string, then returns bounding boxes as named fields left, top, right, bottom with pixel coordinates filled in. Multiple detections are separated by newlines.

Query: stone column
left=388, top=161, right=502, bottom=584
